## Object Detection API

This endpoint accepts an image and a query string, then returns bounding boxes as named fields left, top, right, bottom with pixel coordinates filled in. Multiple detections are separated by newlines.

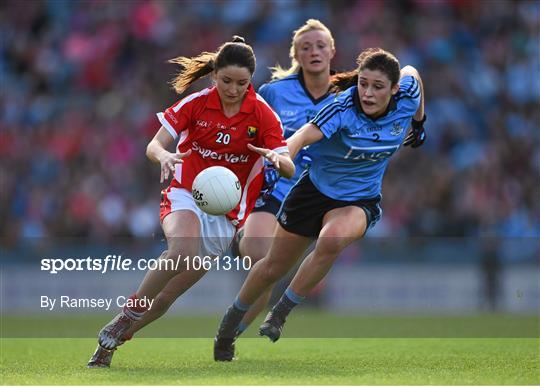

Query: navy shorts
left=252, top=194, right=282, bottom=216
left=277, top=172, right=382, bottom=238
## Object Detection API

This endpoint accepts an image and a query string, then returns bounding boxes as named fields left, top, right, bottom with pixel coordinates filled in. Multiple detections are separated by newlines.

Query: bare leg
left=125, top=212, right=278, bottom=339
left=237, top=224, right=311, bottom=305
left=136, top=210, right=201, bottom=299
left=214, top=224, right=310, bottom=360
left=289, top=206, right=367, bottom=296
left=258, top=206, right=368, bottom=342
left=237, top=211, right=278, bottom=329
left=99, top=211, right=201, bottom=346
left=124, top=267, right=208, bottom=338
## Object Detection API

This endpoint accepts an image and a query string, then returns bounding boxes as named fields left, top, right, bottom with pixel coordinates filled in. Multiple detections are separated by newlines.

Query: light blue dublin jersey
left=308, top=75, right=421, bottom=201
left=258, top=72, right=335, bottom=202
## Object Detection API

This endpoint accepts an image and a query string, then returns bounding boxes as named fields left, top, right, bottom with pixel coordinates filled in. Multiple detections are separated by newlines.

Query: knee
left=317, top=223, right=356, bottom=256
left=158, top=249, right=189, bottom=272
left=163, top=247, right=188, bottom=264
left=164, top=249, right=179, bottom=262
left=241, top=239, right=269, bottom=262
left=258, top=259, right=287, bottom=284
left=166, top=238, right=200, bottom=261
left=313, top=237, right=343, bottom=259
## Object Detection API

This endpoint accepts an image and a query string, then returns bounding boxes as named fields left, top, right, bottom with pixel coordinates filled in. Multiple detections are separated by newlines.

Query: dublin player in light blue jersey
left=215, top=47, right=427, bottom=347
left=213, top=20, right=337, bottom=361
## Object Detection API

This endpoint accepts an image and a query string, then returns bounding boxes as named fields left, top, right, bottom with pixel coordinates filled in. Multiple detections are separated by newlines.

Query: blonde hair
left=270, top=19, right=335, bottom=80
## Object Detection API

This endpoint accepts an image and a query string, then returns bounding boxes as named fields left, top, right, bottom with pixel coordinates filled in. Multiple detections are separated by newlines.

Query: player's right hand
left=160, top=150, right=192, bottom=183
left=247, top=143, right=280, bottom=169
left=403, top=114, right=427, bottom=148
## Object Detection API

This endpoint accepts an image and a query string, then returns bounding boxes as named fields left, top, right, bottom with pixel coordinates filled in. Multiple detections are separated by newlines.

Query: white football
left=192, top=166, right=242, bottom=215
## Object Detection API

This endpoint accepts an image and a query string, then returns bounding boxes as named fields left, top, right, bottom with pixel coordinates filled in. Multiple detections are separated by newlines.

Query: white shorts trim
left=165, top=188, right=235, bottom=257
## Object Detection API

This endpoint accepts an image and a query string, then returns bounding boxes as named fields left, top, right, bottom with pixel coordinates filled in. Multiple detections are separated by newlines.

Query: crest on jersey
left=247, top=126, right=258, bottom=137
left=391, top=122, right=404, bottom=136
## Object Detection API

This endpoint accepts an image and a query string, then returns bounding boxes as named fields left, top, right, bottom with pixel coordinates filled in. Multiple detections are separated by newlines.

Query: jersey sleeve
left=156, top=95, right=195, bottom=140
left=310, top=100, right=344, bottom=139
left=394, top=75, right=421, bottom=115
left=258, top=102, right=288, bottom=154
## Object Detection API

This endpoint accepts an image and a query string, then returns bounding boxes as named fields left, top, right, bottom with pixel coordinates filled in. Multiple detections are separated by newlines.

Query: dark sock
left=270, top=287, right=305, bottom=320
left=217, top=297, right=250, bottom=339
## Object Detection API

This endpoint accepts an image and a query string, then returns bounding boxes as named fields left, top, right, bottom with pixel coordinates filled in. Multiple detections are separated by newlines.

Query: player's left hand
left=247, top=143, right=280, bottom=169
left=403, top=114, right=427, bottom=148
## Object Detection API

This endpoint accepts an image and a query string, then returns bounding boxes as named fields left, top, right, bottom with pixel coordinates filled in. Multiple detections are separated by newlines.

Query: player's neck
left=303, top=71, right=331, bottom=99
left=221, top=101, right=242, bottom=118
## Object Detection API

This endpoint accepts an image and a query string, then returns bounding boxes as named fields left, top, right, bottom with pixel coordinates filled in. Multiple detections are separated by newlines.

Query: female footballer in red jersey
left=87, top=36, right=294, bottom=367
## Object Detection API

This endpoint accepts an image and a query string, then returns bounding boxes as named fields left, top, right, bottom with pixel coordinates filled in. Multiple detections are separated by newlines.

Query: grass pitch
left=1, top=313, right=539, bottom=384
left=2, top=337, right=539, bottom=385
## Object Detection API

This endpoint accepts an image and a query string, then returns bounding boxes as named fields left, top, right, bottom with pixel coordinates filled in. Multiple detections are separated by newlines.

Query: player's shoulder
left=312, top=87, right=355, bottom=126
left=395, top=75, right=420, bottom=100
left=324, top=86, right=355, bottom=108
left=254, top=92, right=279, bottom=117
left=267, top=73, right=300, bottom=86
left=171, top=87, right=212, bottom=111
left=259, top=73, right=299, bottom=93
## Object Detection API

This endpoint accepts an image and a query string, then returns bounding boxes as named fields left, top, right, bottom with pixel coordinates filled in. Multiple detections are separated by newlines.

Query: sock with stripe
left=122, top=294, right=149, bottom=321
left=217, top=296, right=251, bottom=339
left=271, top=287, right=305, bottom=319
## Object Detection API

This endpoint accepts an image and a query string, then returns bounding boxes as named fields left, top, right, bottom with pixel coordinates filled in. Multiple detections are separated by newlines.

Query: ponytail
left=168, top=53, right=216, bottom=95
left=330, top=70, right=358, bottom=92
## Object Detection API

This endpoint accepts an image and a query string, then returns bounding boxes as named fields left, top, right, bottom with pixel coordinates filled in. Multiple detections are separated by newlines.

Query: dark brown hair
left=331, top=48, right=400, bottom=92
left=169, top=36, right=256, bottom=94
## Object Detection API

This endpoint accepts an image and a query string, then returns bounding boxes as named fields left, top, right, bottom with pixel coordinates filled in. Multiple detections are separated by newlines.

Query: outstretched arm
left=286, top=123, right=324, bottom=160
left=146, top=126, right=192, bottom=183
left=246, top=144, right=295, bottom=179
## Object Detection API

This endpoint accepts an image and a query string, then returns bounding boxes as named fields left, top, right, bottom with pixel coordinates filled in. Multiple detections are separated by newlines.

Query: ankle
left=272, top=287, right=305, bottom=318
left=122, top=294, right=150, bottom=321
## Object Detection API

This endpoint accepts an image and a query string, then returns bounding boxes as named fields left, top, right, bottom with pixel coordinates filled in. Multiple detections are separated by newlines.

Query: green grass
left=2, top=312, right=538, bottom=338
left=1, top=314, right=539, bottom=384
left=1, top=338, right=539, bottom=385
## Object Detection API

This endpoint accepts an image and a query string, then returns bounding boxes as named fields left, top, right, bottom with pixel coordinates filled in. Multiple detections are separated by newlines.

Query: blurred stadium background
left=1, top=0, right=539, bottom=335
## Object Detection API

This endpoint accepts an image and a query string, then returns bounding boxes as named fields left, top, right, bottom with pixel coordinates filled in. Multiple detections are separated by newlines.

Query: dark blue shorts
left=252, top=194, right=282, bottom=216
left=277, top=172, right=382, bottom=238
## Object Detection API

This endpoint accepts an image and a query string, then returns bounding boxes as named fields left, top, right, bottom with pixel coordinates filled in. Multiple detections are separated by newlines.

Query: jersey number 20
left=216, top=132, right=231, bottom=145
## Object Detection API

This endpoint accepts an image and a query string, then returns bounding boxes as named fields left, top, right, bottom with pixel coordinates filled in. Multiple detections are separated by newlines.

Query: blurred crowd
left=1, top=0, right=539, bottom=242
